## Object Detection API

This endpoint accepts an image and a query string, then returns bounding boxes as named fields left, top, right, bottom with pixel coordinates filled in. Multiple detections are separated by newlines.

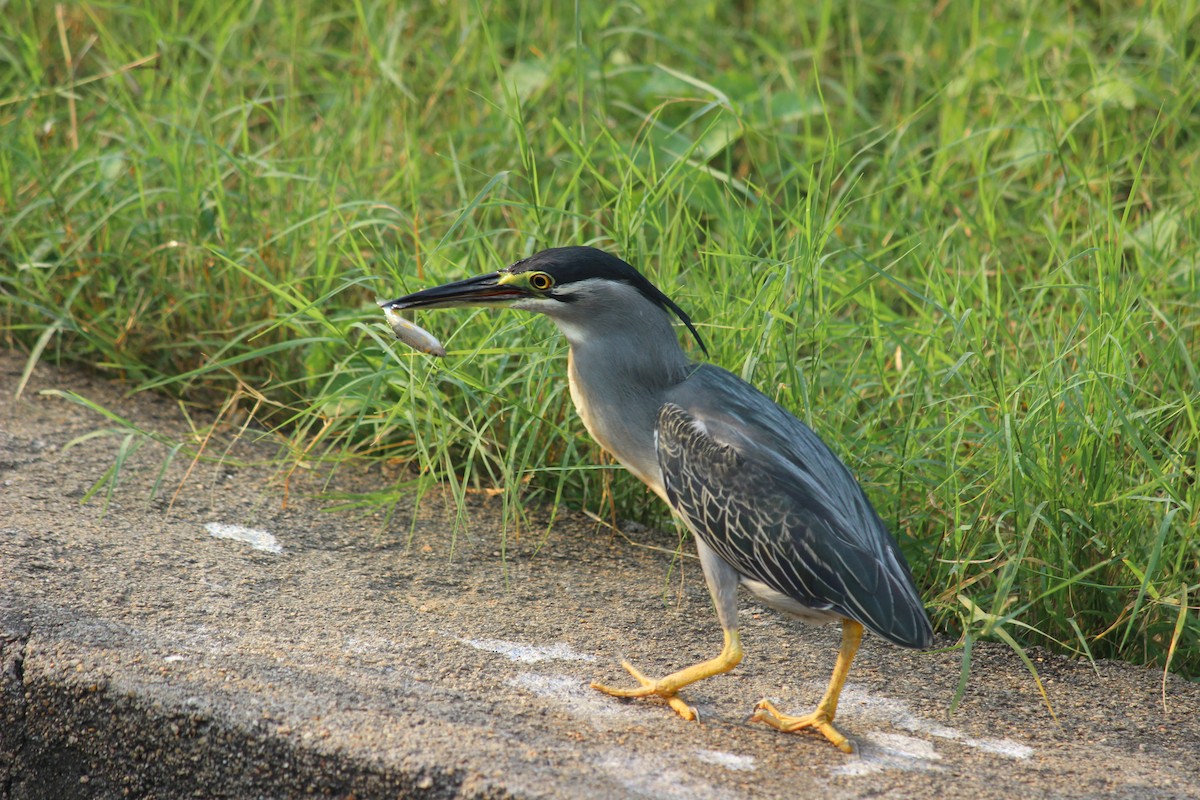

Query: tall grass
left=2, top=0, right=1198, bottom=679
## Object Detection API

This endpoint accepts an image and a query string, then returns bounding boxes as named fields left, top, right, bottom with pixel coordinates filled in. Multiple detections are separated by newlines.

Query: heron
left=381, top=246, right=933, bottom=752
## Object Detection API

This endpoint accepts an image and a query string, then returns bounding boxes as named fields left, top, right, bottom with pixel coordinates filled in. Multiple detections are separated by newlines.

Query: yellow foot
left=750, top=699, right=855, bottom=754
left=591, top=661, right=698, bottom=720
left=590, top=629, right=743, bottom=723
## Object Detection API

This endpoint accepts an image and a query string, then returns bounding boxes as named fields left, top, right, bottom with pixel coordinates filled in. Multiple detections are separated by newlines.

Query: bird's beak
left=379, top=271, right=529, bottom=312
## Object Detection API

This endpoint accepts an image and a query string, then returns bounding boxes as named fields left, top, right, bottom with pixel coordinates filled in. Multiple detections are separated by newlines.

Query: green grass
left=3, top=0, right=1198, bottom=682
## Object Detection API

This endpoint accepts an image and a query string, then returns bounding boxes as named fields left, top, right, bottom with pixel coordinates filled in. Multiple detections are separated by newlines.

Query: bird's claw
left=750, top=699, right=854, bottom=753
left=590, top=661, right=699, bottom=721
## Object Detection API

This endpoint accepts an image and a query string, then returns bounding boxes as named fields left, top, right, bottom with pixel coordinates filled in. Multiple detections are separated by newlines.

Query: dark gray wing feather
left=658, top=365, right=932, bottom=649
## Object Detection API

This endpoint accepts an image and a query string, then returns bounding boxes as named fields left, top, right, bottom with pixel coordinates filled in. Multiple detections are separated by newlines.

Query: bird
left=381, top=246, right=933, bottom=752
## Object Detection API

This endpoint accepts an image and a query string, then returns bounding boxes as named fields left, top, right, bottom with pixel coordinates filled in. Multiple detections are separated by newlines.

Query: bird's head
left=380, top=246, right=707, bottom=354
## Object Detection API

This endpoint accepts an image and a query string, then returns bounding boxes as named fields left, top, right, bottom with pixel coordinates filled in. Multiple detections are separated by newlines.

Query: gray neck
left=542, top=283, right=693, bottom=492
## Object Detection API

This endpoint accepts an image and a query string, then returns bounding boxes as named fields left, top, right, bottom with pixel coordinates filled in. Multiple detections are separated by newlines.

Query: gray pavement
left=2, top=349, right=1197, bottom=799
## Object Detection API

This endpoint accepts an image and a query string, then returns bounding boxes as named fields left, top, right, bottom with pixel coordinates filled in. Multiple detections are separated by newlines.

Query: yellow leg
left=751, top=619, right=863, bottom=753
left=591, top=629, right=743, bottom=721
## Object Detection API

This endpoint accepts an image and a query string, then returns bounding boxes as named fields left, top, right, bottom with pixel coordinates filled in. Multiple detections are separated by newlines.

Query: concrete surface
left=1, top=349, right=1198, bottom=799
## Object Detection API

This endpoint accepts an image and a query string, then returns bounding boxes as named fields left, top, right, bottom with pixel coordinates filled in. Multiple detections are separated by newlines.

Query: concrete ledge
left=3, top=612, right=478, bottom=799
left=2, top=350, right=1198, bottom=799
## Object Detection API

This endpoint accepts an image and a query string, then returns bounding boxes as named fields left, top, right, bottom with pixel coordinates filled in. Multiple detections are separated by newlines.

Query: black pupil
left=533, top=273, right=551, bottom=289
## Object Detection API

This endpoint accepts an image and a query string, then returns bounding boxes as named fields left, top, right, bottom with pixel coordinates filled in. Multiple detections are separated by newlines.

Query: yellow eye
left=528, top=271, right=554, bottom=291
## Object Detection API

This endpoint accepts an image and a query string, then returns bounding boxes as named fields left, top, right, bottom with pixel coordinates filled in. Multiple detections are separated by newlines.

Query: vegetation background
left=3, top=1, right=1198, bottom=683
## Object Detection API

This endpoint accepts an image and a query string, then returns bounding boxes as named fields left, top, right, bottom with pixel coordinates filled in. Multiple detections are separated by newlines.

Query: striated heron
left=381, top=246, right=933, bottom=752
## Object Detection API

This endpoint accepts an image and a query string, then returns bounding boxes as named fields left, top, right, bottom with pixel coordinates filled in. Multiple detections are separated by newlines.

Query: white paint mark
left=910, top=719, right=964, bottom=740
left=595, top=749, right=738, bottom=800
left=506, top=673, right=631, bottom=721
left=694, top=748, right=756, bottom=772
left=962, top=737, right=1035, bottom=759
left=758, top=685, right=1033, bottom=778
left=839, top=685, right=1032, bottom=760
left=463, top=638, right=596, bottom=664
left=832, top=732, right=943, bottom=777
left=163, top=655, right=186, bottom=663
left=204, top=522, right=282, bottom=553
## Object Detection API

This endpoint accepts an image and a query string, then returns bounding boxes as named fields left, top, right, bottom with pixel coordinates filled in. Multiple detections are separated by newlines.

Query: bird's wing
left=658, top=366, right=932, bottom=648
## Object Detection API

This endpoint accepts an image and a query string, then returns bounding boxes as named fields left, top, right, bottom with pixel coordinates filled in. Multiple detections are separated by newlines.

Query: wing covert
left=656, top=394, right=931, bottom=649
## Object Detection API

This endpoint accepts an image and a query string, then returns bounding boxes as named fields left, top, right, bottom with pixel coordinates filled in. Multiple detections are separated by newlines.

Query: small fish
left=382, top=306, right=446, bottom=357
